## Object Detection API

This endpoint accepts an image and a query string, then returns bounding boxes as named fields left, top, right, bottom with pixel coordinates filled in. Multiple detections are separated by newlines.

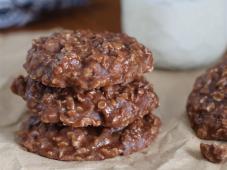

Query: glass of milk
left=121, top=0, right=227, bottom=69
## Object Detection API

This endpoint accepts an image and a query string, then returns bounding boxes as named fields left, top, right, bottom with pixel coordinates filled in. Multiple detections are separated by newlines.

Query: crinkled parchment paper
left=0, top=30, right=226, bottom=170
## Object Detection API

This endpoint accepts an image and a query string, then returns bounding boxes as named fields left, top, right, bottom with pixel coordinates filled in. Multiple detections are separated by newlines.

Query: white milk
left=122, top=0, right=227, bottom=69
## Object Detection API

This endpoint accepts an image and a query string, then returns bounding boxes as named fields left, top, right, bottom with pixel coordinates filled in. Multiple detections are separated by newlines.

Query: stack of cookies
left=11, top=30, right=161, bottom=161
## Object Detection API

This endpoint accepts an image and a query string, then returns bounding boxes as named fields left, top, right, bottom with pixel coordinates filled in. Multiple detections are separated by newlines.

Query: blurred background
left=0, top=0, right=226, bottom=70
left=0, top=0, right=120, bottom=33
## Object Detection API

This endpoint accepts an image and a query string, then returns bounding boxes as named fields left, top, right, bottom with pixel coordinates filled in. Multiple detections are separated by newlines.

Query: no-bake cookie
left=24, top=30, right=153, bottom=89
left=18, top=113, right=160, bottom=161
left=187, top=63, right=227, bottom=141
left=12, top=76, right=158, bottom=128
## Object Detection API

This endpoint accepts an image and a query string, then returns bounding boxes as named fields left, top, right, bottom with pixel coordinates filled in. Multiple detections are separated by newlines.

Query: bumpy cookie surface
left=17, top=113, right=161, bottom=161
left=12, top=76, right=158, bottom=128
left=187, top=63, right=227, bottom=140
left=24, top=30, right=153, bottom=89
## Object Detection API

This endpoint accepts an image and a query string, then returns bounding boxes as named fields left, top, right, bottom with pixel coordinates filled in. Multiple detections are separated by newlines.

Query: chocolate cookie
left=11, top=76, right=158, bottom=128
left=17, top=113, right=161, bottom=161
left=187, top=63, right=227, bottom=140
left=24, top=30, right=153, bottom=89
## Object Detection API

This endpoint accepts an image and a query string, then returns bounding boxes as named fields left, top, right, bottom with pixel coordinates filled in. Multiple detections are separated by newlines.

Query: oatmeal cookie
left=12, top=76, right=158, bottom=128
left=187, top=63, right=227, bottom=140
left=17, top=113, right=161, bottom=161
left=24, top=30, right=153, bottom=89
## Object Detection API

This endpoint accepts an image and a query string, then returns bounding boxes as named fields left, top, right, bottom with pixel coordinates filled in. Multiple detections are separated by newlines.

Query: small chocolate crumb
left=200, top=143, right=227, bottom=163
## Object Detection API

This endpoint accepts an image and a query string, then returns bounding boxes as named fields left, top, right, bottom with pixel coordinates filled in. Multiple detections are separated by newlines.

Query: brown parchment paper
left=0, top=30, right=226, bottom=170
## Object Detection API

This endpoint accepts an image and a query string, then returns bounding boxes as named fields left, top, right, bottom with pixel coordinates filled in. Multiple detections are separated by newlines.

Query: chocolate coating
left=24, top=30, right=153, bottom=89
left=12, top=76, right=158, bottom=128
left=17, top=113, right=161, bottom=161
left=187, top=63, right=227, bottom=140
